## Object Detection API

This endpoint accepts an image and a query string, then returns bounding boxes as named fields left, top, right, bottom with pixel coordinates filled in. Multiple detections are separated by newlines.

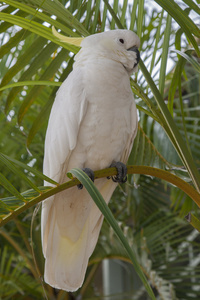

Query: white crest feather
left=52, top=26, right=84, bottom=47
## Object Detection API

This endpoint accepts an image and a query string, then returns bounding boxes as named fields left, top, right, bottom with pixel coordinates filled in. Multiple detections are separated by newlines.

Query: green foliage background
left=0, top=0, right=200, bottom=299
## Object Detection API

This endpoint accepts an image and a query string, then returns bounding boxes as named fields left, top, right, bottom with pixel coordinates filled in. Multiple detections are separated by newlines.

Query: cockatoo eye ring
left=119, top=38, right=124, bottom=44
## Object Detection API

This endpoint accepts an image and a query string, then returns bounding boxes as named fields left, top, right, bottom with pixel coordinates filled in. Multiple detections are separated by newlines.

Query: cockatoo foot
left=108, top=161, right=127, bottom=183
left=77, top=168, right=95, bottom=189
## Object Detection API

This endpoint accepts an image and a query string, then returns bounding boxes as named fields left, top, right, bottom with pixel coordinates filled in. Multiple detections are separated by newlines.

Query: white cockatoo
left=42, top=29, right=140, bottom=292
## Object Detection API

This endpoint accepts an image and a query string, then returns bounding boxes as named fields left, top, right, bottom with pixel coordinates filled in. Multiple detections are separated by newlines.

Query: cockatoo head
left=52, top=28, right=140, bottom=75
left=81, top=30, right=140, bottom=75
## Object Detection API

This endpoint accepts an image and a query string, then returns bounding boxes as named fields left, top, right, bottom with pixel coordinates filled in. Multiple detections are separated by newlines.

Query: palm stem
left=1, top=165, right=200, bottom=227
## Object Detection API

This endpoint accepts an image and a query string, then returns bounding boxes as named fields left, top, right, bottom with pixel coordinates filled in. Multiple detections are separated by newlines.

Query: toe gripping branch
left=77, top=168, right=95, bottom=190
left=108, top=161, right=127, bottom=183
left=77, top=162, right=127, bottom=189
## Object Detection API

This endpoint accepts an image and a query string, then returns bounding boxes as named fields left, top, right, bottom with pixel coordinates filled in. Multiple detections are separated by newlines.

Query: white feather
left=42, top=29, right=139, bottom=291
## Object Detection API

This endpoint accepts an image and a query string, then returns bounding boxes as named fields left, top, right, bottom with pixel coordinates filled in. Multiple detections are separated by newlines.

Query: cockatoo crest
left=52, top=26, right=84, bottom=47
left=52, top=27, right=140, bottom=74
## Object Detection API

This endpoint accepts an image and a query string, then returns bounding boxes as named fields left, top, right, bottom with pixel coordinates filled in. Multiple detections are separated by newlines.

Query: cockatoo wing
left=42, top=68, right=88, bottom=256
left=43, top=69, right=88, bottom=183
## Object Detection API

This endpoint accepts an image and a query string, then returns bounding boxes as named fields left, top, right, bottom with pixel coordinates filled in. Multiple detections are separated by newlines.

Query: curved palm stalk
left=1, top=165, right=200, bottom=227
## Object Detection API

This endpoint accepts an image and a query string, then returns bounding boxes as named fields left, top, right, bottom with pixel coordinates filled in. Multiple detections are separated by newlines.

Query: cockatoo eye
left=119, top=38, right=124, bottom=44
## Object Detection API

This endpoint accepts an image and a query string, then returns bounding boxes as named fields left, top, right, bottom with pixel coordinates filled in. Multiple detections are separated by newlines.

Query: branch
left=1, top=165, right=200, bottom=227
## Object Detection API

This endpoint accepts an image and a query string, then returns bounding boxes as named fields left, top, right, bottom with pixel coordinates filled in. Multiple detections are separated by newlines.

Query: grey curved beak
left=127, top=46, right=140, bottom=65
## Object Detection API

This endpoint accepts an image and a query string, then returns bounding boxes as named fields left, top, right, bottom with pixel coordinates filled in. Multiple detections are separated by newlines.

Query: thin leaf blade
left=69, top=167, right=156, bottom=300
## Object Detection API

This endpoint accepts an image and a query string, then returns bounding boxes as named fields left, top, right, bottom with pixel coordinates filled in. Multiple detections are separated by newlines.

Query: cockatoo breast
left=67, top=59, right=137, bottom=171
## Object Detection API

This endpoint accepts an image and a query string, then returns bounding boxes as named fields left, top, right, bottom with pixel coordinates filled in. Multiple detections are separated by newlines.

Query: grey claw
left=109, top=162, right=127, bottom=183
